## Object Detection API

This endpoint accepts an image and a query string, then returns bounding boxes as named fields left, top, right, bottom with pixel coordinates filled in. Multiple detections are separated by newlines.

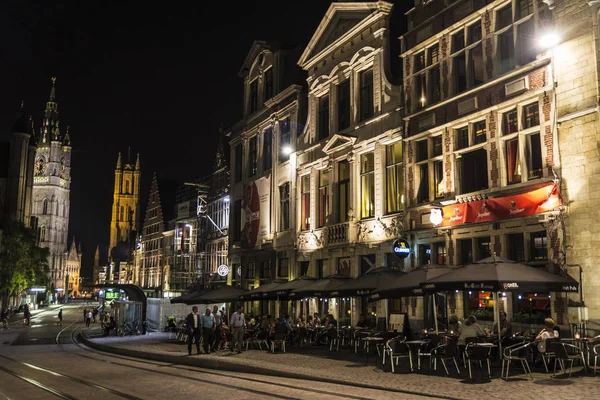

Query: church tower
left=31, top=77, right=72, bottom=297
left=109, top=151, right=141, bottom=254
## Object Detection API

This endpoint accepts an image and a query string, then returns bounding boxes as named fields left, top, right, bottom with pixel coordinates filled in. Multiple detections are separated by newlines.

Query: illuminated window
left=318, top=170, right=329, bottom=228
left=474, top=121, right=486, bottom=144
left=531, top=231, right=548, bottom=261
left=338, top=80, right=351, bottom=130
left=338, top=160, right=350, bottom=222
left=360, top=153, right=375, bottom=218
left=359, top=69, right=374, bottom=121
left=503, top=109, right=518, bottom=135
left=434, top=160, right=444, bottom=199
left=318, top=95, right=329, bottom=140
left=279, top=183, right=290, bottom=230
left=301, top=175, right=311, bottom=231
left=386, top=142, right=403, bottom=213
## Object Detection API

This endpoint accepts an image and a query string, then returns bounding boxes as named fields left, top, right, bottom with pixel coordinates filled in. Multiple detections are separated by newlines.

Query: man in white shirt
left=186, top=306, right=201, bottom=355
left=230, top=306, right=246, bottom=353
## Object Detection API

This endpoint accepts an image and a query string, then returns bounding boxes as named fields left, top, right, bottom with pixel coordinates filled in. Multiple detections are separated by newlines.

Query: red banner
left=441, top=184, right=560, bottom=227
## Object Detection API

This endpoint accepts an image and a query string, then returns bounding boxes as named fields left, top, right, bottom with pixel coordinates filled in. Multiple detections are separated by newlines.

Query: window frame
left=359, top=68, right=374, bottom=122
left=317, top=169, right=330, bottom=228
left=300, top=174, right=311, bottom=231
left=249, top=78, right=259, bottom=114
left=279, top=182, right=290, bottom=231
left=248, top=135, right=258, bottom=177
left=386, top=142, right=404, bottom=214
left=318, top=94, right=330, bottom=141
left=360, top=152, right=375, bottom=219
left=337, top=79, right=351, bottom=131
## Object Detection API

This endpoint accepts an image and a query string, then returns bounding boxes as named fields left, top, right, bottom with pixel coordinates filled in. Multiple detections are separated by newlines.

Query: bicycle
left=0, top=318, right=9, bottom=330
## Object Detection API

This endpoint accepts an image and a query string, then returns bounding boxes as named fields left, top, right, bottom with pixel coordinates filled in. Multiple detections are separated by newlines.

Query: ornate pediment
left=321, top=133, right=357, bottom=154
left=298, top=2, right=393, bottom=69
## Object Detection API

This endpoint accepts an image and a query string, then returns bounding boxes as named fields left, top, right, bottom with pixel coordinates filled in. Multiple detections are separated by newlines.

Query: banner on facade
left=241, top=175, right=271, bottom=248
left=441, top=184, right=560, bottom=227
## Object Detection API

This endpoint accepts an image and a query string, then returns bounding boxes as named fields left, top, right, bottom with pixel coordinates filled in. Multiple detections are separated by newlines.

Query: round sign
left=217, top=265, right=229, bottom=277
left=237, top=266, right=242, bottom=277
left=392, top=239, right=411, bottom=259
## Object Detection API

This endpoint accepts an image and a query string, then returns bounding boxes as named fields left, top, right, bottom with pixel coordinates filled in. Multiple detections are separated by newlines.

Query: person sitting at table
left=536, top=317, right=559, bottom=341
left=248, top=315, right=256, bottom=328
left=457, top=315, right=485, bottom=345
left=357, top=314, right=369, bottom=328
left=448, top=315, right=461, bottom=333
left=313, top=313, right=322, bottom=327
left=327, top=314, right=338, bottom=327
left=271, top=318, right=288, bottom=340
left=491, top=310, right=512, bottom=340
left=260, top=315, right=272, bottom=330
left=306, top=315, right=314, bottom=328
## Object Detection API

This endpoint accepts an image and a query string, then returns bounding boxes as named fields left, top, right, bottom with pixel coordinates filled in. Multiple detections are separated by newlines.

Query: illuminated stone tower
left=31, top=77, right=72, bottom=297
left=109, top=152, right=141, bottom=254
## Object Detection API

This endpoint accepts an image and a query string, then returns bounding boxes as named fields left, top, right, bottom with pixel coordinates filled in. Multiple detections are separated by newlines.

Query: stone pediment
left=321, top=133, right=357, bottom=155
left=298, top=2, right=393, bottom=69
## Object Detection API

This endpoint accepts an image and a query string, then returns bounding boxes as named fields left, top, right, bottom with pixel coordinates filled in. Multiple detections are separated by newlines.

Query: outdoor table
left=405, top=340, right=428, bottom=370
left=562, top=337, right=595, bottom=367
left=362, top=336, right=384, bottom=365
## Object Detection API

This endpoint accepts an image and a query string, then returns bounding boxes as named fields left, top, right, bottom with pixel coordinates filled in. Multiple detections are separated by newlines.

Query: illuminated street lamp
left=540, top=31, right=560, bottom=49
left=282, top=145, right=293, bottom=156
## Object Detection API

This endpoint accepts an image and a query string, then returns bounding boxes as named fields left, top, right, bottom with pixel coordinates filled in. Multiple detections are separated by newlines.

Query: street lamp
left=282, top=145, right=293, bottom=156
left=539, top=31, right=560, bottom=50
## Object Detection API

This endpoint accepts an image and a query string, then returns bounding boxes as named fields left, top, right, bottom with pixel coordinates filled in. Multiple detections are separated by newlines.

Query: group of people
left=186, top=304, right=229, bottom=355
left=82, top=308, right=97, bottom=327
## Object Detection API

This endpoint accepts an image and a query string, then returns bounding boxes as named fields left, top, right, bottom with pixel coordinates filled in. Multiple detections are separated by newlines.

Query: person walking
left=85, top=310, right=92, bottom=327
left=230, top=305, right=246, bottom=354
left=186, top=306, right=202, bottom=355
left=57, top=309, right=63, bottom=326
left=212, top=305, right=223, bottom=351
left=200, top=308, right=215, bottom=354
left=83, top=308, right=87, bottom=323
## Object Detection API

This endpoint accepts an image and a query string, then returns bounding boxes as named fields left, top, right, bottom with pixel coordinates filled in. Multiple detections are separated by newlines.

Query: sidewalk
left=81, top=330, right=600, bottom=400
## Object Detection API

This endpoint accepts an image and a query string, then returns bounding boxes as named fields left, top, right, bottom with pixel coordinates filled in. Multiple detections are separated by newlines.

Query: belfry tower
left=109, top=151, right=141, bottom=254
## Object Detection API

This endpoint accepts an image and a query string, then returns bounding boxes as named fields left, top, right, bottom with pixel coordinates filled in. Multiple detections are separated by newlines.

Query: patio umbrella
left=194, top=285, right=248, bottom=303
left=367, top=264, right=452, bottom=301
left=421, top=255, right=579, bottom=354
left=170, top=290, right=207, bottom=304
left=288, top=274, right=353, bottom=299
left=261, top=275, right=317, bottom=300
left=238, top=279, right=288, bottom=301
left=329, top=267, right=405, bottom=298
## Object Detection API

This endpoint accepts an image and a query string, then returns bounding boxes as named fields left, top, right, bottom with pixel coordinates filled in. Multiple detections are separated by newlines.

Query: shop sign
left=217, top=265, right=229, bottom=277
left=105, top=291, right=120, bottom=299
left=392, top=239, right=411, bottom=259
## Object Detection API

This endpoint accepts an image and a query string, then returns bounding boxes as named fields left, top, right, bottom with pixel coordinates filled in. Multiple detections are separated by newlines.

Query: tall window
left=249, top=79, right=258, bottom=114
left=338, top=160, right=350, bottom=223
left=125, top=180, right=130, bottom=194
left=279, top=182, right=290, bottom=231
left=506, top=138, right=521, bottom=184
left=278, top=258, right=289, bottom=278
left=279, top=118, right=291, bottom=163
left=456, top=126, right=469, bottom=150
left=433, top=136, right=443, bottom=157
left=120, top=206, right=124, bottom=221
left=263, top=68, right=273, bottom=102
left=246, top=262, right=255, bottom=279
left=476, top=237, right=492, bottom=260
left=40, top=226, right=46, bottom=242
left=434, top=160, right=444, bottom=199
left=359, top=69, right=374, bottom=121
left=248, top=136, right=257, bottom=177
left=531, top=231, right=548, bottom=261
left=523, top=102, right=540, bottom=128
left=318, top=169, right=329, bottom=228
left=459, top=149, right=488, bottom=193
left=300, top=175, right=311, bottom=231
left=42, top=199, right=48, bottom=215
left=360, top=153, right=375, bottom=218
left=262, top=128, right=272, bottom=171
left=452, top=29, right=467, bottom=94
left=502, top=109, right=518, bottom=135
left=498, top=30, right=515, bottom=74
left=386, top=142, right=403, bottom=213
left=338, top=80, right=351, bottom=131
left=318, top=95, right=329, bottom=140
left=508, top=233, right=525, bottom=262
left=233, top=200, right=242, bottom=241
left=415, top=73, right=427, bottom=109
left=526, top=133, right=543, bottom=179
left=317, top=259, right=326, bottom=279
left=496, top=0, right=537, bottom=75
left=474, top=121, right=486, bottom=144
left=428, top=44, right=441, bottom=104
left=418, top=164, right=429, bottom=203
left=261, top=260, right=271, bottom=279
left=416, top=140, right=428, bottom=162
left=234, top=144, right=243, bottom=183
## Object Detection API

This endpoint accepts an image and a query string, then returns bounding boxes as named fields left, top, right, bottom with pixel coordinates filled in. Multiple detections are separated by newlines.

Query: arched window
left=63, top=203, right=67, bottom=218
left=40, top=226, right=46, bottom=242
left=120, top=206, right=124, bottom=221
left=42, top=199, right=48, bottom=215
left=125, top=180, right=130, bottom=194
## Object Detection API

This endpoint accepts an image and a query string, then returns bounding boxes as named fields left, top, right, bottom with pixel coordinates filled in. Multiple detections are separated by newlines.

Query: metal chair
left=386, top=337, right=413, bottom=373
left=501, top=341, right=533, bottom=381
left=592, top=343, right=600, bottom=375
left=254, top=329, right=269, bottom=350
left=547, top=341, right=586, bottom=378
left=417, top=335, right=443, bottom=372
left=431, top=337, right=461, bottom=376
left=465, top=343, right=492, bottom=380
left=271, top=331, right=287, bottom=353
left=328, top=328, right=340, bottom=351
left=539, top=337, right=560, bottom=373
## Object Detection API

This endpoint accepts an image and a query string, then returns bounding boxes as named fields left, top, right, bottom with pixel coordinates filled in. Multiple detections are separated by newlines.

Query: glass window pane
left=506, top=138, right=521, bottom=184
left=428, top=44, right=439, bottom=65
left=527, top=133, right=543, bottom=179
left=497, top=5, right=512, bottom=30
left=418, top=164, right=429, bottom=203
left=434, top=160, right=444, bottom=199
left=503, top=109, right=518, bottom=135
left=474, top=121, right=486, bottom=144
left=523, top=103, right=539, bottom=128
left=416, top=140, right=428, bottom=162
left=471, top=44, right=484, bottom=87
left=433, top=136, right=443, bottom=156
left=456, top=127, right=469, bottom=150
left=469, top=21, right=482, bottom=44
left=387, top=142, right=402, bottom=165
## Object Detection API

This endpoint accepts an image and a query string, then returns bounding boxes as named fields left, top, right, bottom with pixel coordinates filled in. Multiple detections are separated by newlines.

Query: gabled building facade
left=228, top=40, right=307, bottom=316
left=399, top=0, right=600, bottom=330
left=295, top=1, right=403, bottom=324
left=65, top=238, right=82, bottom=297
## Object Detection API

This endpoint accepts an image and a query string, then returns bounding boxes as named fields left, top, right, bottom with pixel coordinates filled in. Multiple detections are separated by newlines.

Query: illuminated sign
left=392, top=239, right=411, bottom=259
left=105, top=291, right=120, bottom=299
left=217, top=265, right=229, bottom=277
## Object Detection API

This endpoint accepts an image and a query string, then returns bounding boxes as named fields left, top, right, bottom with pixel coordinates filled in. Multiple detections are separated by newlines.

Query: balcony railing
left=328, top=222, right=349, bottom=244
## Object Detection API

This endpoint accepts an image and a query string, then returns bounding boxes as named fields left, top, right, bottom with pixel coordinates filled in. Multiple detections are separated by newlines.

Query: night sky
left=0, top=1, right=407, bottom=277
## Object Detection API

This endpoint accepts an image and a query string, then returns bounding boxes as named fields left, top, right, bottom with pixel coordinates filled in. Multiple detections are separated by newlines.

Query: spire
left=11, top=101, right=29, bottom=133
left=63, top=125, right=71, bottom=146
left=94, top=245, right=100, bottom=265
left=41, top=77, right=59, bottom=147
left=213, top=125, right=227, bottom=171
left=116, top=152, right=122, bottom=169
left=135, top=153, right=140, bottom=170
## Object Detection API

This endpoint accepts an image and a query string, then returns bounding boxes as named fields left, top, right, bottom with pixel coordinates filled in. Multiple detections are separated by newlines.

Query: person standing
left=57, top=309, right=63, bottom=326
left=212, top=305, right=223, bottom=351
left=186, top=306, right=201, bottom=355
left=85, top=310, right=92, bottom=327
left=230, top=305, right=246, bottom=354
left=200, top=308, right=215, bottom=354
left=83, top=308, right=87, bottom=323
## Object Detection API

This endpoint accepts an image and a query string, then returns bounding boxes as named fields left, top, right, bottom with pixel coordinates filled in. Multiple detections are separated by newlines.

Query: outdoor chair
left=243, top=331, right=254, bottom=351
left=417, top=334, right=443, bottom=372
left=431, top=337, right=461, bottom=376
left=539, top=337, right=560, bottom=373
left=462, top=336, right=485, bottom=367
left=354, top=329, right=372, bottom=353
left=340, top=327, right=353, bottom=347
left=328, top=328, right=341, bottom=351
left=465, top=343, right=492, bottom=380
left=547, top=341, right=586, bottom=378
left=501, top=341, right=533, bottom=381
left=386, top=337, right=413, bottom=373
left=271, top=331, right=287, bottom=353
left=593, top=343, right=600, bottom=375
left=296, top=327, right=309, bottom=347
left=254, top=329, right=269, bottom=350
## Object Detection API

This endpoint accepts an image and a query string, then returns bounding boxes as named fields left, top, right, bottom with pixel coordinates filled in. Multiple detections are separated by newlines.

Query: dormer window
left=249, top=79, right=258, bottom=114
